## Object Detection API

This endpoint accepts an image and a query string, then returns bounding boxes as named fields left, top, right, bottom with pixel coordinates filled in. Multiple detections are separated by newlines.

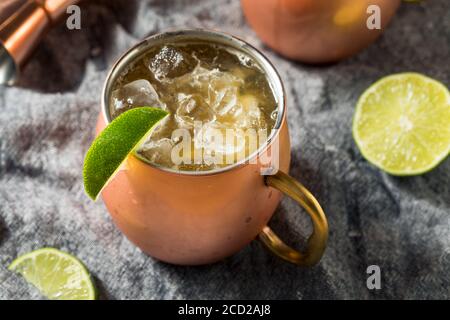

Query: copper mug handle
left=259, top=171, right=329, bottom=266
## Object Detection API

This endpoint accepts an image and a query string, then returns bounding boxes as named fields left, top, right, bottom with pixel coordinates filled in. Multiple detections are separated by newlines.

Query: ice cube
left=235, top=94, right=267, bottom=129
left=148, top=46, right=195, bottom=81
left=138, top=138, right=174, bottom=167
left=175, top=93, right=216, bottom=129
left=193, top=122, right=262, bottom=167
left=209, top=68, right=243, bottom=90
left=111, top=79, right=166, bottom=113
left=212, top=94, right=266, bottom=129
left=210, top=86, right=239, bottom=116
left=174, top=65, right=219, bottom=91
left=173, top=65, right=243, bottom=97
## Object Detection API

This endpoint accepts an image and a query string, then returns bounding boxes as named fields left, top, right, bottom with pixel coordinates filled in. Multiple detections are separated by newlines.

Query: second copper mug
left=97, top=30, right=328, bottom=266
left=241, top=0, right=401, bottom=63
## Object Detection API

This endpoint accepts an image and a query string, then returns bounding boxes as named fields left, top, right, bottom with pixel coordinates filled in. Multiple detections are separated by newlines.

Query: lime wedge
left=83, top=107, right=168, bottom=200
left=8, top=248, right=96, bottom=300
left=353, top=73, right=450, bottom=175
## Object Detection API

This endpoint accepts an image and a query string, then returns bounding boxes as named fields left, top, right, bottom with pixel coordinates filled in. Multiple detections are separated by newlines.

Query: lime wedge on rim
left=8, top=248, right=96, bottom=300
left=83, top=107, right=168, bottom=200
left=353, top=73, right=450, bottom=175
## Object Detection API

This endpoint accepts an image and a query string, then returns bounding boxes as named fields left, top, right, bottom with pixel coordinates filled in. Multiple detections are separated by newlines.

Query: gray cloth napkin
left=0, top=0, right=449, bottom=300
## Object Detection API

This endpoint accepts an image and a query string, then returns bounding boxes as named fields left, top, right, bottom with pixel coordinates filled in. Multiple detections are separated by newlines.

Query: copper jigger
left=0, top=0, right=80, bottom=85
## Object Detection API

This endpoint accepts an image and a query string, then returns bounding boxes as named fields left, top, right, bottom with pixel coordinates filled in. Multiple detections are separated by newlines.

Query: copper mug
left=241, top=0, right=401, bottom=63
left=96, top=30, right=328, bottom=266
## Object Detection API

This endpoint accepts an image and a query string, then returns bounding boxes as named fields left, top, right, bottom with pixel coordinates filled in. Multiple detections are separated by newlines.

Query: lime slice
left=353, top=73, right=450, bottom=175
left=83, top=107, right=168, bottom=200
left=8, top=248, right=96, bottom=300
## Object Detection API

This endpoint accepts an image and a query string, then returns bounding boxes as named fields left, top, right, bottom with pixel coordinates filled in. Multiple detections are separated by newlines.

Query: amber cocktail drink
left=109, top=41, right=279, bottom=171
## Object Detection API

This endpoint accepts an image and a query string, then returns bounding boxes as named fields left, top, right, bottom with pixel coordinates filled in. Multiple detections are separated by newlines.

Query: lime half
left=83, top=107, right=168, bottom=200
left=8, top=248, right=96, bottom=300
left=353, top=73, right=450, bottom=175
